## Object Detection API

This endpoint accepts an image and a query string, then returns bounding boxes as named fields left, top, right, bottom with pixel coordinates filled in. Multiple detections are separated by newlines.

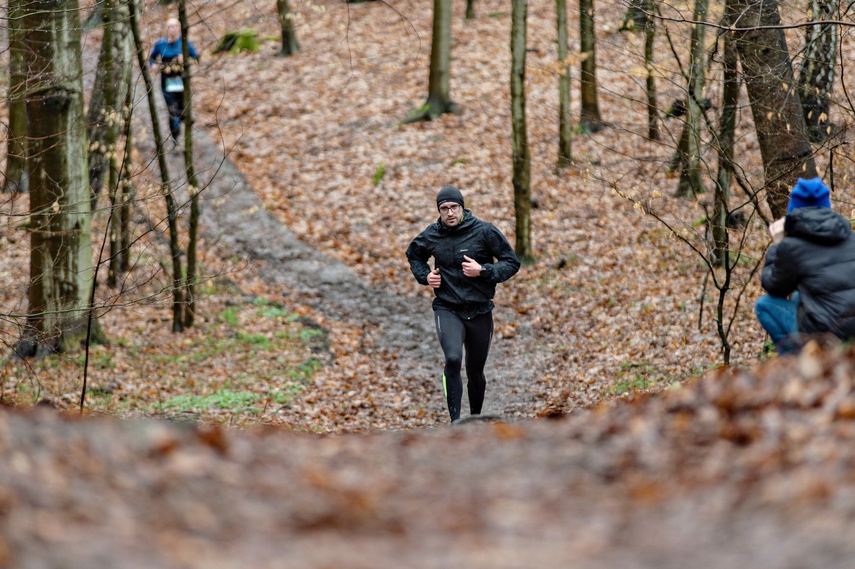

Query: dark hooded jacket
left=406, top=210, right=520, bottom=318
left=761, top=207, right=855, bottom=338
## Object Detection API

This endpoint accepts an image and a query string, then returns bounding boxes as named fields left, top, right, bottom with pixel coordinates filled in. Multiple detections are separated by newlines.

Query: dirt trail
left=82, top=14, right=536, bottom=426
left=152, top=124, right=537, bottom=422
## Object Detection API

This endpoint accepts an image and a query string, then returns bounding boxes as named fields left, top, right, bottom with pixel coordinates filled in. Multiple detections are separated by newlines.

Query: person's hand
left=769, top=217, right=786, bottom=244
left=462, top=255, right=482, bottom=278
left=427, top=268, right=441, bottom=288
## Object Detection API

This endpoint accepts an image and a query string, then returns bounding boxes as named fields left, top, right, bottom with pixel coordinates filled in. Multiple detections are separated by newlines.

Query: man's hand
left=427, top=268, right=441, bottom=289
left=769, top=217, right=786, bottom=244
left=462, top=255, right=482, bottom=278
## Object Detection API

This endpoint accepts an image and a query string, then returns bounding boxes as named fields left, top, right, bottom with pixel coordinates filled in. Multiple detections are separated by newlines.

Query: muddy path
left=145, top=119, right=538, bottom=424
left=76, top=22, right=537, bottom=427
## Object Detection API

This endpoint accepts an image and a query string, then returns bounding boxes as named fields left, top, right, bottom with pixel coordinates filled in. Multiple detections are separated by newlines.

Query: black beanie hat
left=436, top=185, right=465, bottom=210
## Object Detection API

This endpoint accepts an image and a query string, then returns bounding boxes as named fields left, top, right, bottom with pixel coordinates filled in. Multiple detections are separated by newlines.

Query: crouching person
left=756, top=177, right=855, bottom=354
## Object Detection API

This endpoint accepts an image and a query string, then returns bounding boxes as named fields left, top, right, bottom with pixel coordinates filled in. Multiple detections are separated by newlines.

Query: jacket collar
left=437, top=209, right=473, bottom=232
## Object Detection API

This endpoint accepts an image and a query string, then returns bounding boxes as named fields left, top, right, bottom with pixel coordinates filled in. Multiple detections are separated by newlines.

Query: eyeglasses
left=439, top=204, right=461, bottom=214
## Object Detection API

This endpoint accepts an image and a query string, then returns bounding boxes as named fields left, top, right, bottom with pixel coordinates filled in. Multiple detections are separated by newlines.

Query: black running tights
left=435, top=309, right=493, bottom=421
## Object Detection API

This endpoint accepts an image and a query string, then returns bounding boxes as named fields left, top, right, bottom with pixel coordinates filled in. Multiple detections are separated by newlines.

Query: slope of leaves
left=2, top=341, right=855, bottom=566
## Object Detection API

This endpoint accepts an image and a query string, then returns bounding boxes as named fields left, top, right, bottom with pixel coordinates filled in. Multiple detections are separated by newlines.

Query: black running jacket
left=406, top=210, right=520, bottom=317
left=761, top=207, right=855, bottom=338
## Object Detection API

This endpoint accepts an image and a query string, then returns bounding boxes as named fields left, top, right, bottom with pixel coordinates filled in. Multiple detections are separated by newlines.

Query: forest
left=2, top=0, right=855, bottom=565
left=1, top=0, right=851, bottom=429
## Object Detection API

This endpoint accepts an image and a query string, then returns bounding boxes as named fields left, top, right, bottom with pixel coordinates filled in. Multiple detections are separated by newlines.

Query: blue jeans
left=755, top=292, right=801, bottom=354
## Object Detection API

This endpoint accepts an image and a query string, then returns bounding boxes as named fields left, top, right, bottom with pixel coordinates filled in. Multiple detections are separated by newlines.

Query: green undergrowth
left=0, top=294, right=329, bottom=428
left=608, top=361, right=679, bottom=396
left=213, top=29, right=261, bottom=55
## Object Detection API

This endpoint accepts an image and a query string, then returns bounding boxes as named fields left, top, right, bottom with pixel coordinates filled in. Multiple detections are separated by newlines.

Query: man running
left=406, top=185, right=520, bottom=423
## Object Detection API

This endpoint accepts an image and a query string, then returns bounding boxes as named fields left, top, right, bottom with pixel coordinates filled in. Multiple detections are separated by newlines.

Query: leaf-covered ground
left=3, top=340, right=855, bottom=567
left=3, top=0, right=855, bottom=565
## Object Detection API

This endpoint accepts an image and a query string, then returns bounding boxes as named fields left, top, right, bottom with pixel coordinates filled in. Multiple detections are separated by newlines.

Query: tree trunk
left=119, top=78, right=134, bottom=274
left=511, top=0, right=532, bottom=262
left=620, top=0, right=649, bottom=31
left=19, top=0, right=102, bottom=357
left=104, top=12, right=124, bottom=290
left=101, top=0, right=120, bottom=289
left=86, top=0, right=133, bottom=204
left=556, top=0, right=572, bottom=168
left=644, top=0, right=659, bottom=141
left=729, top=0, right=817, bottom=218
left=428, top=0, right=453, bottom=114
left=406, top=0, right=457, bottom=122
left=107, top=157, right=122, bottom=287
left=579, top=0, right=603, bottom=131
left=712, top=13, right=739, bottom=267
left=179, top=0, right=201, bottom=328
left=797, top=0, right=837, bottom=143
left=4, top=0, right=28, bottom=194
left=675, top=0, right=708, bottom=197
left=276, top=0, right=300, bottom=56
left=466, top=0, right=476, bottom=19
left=128, top=0, right=185, bottom=332
left=83, top=0, right=106, bottom=28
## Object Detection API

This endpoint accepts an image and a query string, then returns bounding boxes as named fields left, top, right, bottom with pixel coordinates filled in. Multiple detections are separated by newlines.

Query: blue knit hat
left=787, top=177, right=831, bottom=213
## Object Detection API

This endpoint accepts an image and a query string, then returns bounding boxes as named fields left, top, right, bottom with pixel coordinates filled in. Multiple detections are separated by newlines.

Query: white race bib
left=165, top=76, right=184, bottom=93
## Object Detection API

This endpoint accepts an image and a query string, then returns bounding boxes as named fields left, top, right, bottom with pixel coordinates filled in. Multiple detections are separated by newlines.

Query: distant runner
left=406, top=186, right=520, bottom=423
left=148, top=18, right=199, bottom=148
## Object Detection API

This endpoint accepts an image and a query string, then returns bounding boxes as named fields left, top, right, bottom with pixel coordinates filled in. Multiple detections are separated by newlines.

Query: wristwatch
left=480, top=266, right=489, bottom=277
